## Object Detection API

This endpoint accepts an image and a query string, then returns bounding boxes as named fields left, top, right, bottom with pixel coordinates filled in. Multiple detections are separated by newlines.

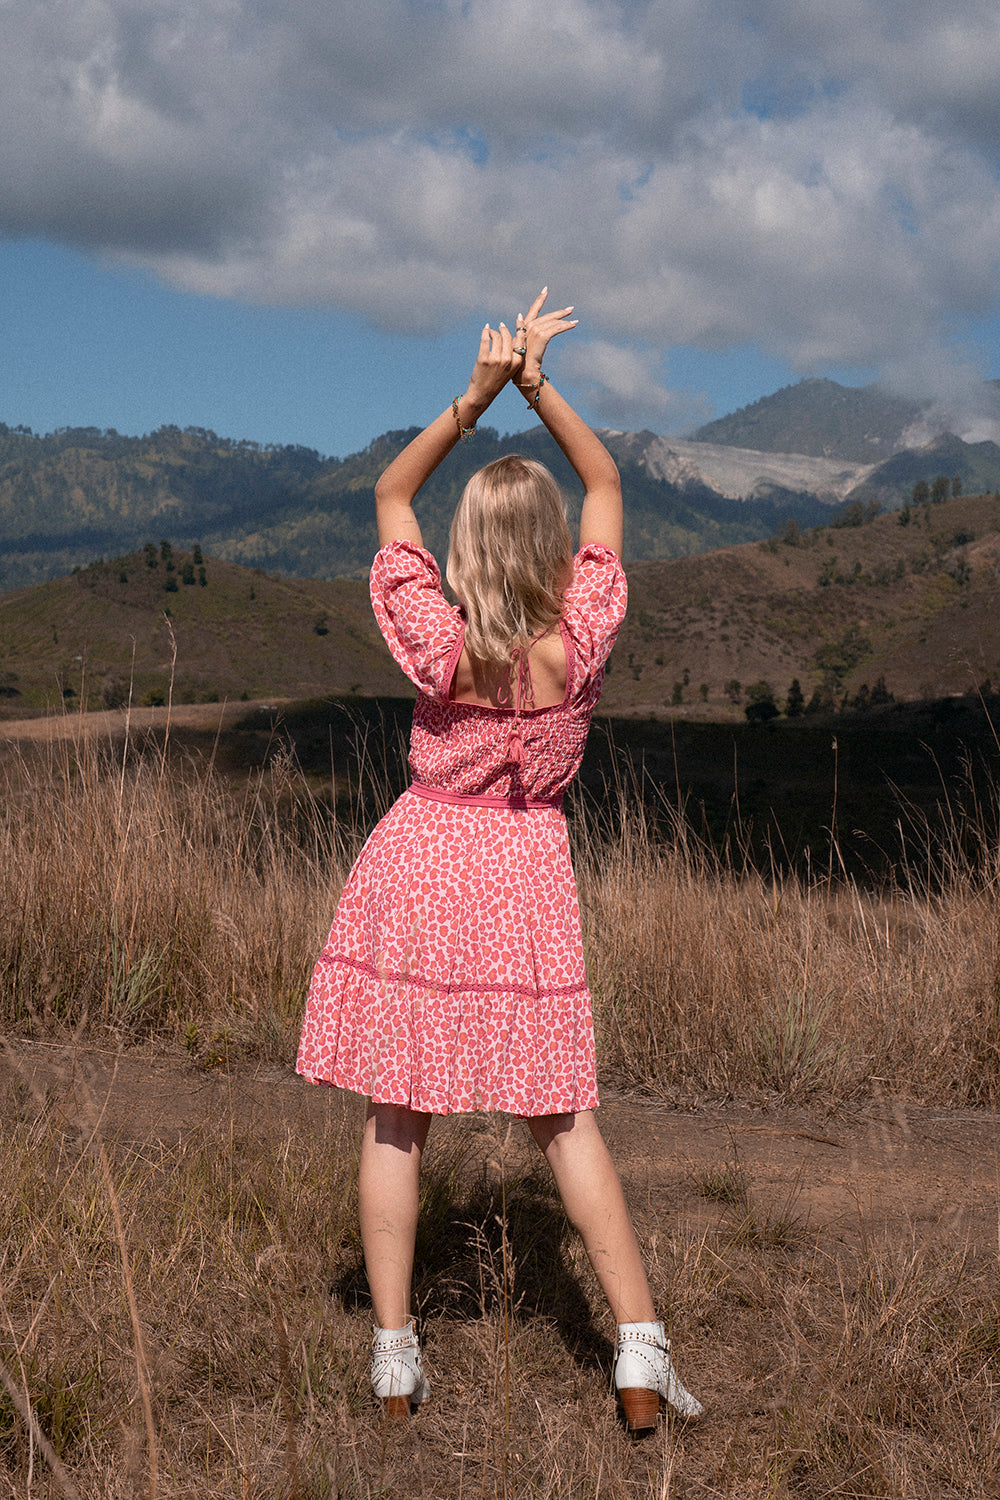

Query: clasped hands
left=466, top=287, right=578, bottom=410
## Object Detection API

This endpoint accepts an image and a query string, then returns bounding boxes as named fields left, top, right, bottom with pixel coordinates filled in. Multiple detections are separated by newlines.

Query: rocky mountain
left=0, top=419, right=830, bottom=592
left=601, top=431, right=872, bottom=505
left=690, top=377, right=927, bottom=461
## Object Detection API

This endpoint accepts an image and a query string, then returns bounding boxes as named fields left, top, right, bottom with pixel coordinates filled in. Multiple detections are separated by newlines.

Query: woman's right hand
left=464, top=320, right=522, bottom=413
left=515, top=287, right=579, bottom=385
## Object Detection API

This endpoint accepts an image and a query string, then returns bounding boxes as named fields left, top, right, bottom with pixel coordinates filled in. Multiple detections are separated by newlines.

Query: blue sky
left=2, top=1, right=1000, bottom=458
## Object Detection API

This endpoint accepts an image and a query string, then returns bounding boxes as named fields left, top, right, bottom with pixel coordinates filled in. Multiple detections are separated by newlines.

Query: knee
left=366, top=1102, right=432, bottom=1154
left=527, top=1108, right=598, bottom=1158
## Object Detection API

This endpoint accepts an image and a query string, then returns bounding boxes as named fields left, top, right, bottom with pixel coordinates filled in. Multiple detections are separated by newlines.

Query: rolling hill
left=2, top=491, right=998, bottom=724
left=7, top=375, right=1000, bottom=595
left=0, top=544, right=392, bottom=713
left=601, top=489, right=1000, bottom=718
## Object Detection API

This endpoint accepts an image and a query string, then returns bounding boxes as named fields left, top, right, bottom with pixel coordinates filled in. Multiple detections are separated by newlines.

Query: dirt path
left=5, top=1038, right=996, bottom=1256
left=0, top=700, right=278, bottom=742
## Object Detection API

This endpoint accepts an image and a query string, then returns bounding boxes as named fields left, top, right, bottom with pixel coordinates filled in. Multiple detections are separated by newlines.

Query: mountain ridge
left=3, top=379, right=1000, bottom=592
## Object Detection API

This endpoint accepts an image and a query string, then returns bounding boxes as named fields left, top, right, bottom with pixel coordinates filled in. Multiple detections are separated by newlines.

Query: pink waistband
left=409, top=781, right=564, bottom=811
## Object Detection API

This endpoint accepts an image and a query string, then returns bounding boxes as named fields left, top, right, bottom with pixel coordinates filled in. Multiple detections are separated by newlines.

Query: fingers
left=525, top=287, right=549, bottom=321
left=478, top=322, right=514, bottom=362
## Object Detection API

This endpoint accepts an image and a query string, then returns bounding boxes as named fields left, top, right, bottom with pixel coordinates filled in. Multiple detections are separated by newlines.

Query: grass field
left=0, top=717, right=998, bottom=1496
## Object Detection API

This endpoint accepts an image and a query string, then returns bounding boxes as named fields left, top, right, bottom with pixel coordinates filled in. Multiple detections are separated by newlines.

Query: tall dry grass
left=3, top=717, right=1000, bottom=1103
left=573, top=780, right=1000, bottom=1108
left=0, top=729, right=362, bottom=1060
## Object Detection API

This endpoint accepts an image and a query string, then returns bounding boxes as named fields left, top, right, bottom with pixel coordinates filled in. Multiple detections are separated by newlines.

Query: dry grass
left=3, top=719, right=1000, bottom=1108
left=0, top=726, right=362, bottom=1061
left=0, top=1064, right=997, bottom=1499
left=574, top=779, right=1000, bottom=1109
left=1, top=718, right=1000, bottom=1494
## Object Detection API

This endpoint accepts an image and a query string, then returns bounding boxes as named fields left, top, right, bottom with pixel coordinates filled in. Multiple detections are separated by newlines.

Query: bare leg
left=528, top=1109, right=655, bottom=1324
left=358, top=1101, right=433, bottom=1329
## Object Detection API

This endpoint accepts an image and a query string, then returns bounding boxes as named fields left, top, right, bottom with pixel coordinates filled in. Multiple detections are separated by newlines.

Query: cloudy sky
left=2, top=0, right=1000, bottom=455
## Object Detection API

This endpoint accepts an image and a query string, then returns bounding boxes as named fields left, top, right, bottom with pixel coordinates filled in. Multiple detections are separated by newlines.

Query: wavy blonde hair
left=447, top=455, right=573, bottom=666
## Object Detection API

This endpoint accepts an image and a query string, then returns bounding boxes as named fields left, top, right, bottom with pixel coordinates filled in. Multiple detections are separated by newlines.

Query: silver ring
left=513, top=345, right=527, bottom=355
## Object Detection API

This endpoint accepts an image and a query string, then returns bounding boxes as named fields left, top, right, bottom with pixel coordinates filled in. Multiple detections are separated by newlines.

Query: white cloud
left=557, top=339, right=711, bottom=431
left=2, top=0, right=1000, bottom=421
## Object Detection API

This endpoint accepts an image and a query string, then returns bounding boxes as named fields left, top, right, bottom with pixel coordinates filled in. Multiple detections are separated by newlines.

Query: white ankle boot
left=370, top=1323, right=431, bottom=1418
left=614, top=1321, right=703, bottom=1431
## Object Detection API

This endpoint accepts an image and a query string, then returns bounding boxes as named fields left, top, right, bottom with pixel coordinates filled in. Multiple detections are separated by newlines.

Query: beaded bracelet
left=518, top=372, right=549, bottom=410
left=452, top=396, right=476, bottom=442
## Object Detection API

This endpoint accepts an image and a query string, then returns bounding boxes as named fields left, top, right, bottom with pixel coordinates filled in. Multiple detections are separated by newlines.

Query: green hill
left=847, top=433, right=1000, bottom=506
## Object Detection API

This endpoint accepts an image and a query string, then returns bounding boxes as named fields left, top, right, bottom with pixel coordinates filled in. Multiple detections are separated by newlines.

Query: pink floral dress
left=295, top=538, right=627, bottom=1116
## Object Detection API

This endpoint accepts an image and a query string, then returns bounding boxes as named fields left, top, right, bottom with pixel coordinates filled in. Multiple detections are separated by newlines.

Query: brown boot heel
left=382, top=1395, right=412, bottom=1421
left=619, top=1387, right=662, bottom=1432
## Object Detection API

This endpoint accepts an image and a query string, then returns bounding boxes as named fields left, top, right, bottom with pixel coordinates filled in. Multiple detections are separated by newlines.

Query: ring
left=514, top=345, right=527, bottom=355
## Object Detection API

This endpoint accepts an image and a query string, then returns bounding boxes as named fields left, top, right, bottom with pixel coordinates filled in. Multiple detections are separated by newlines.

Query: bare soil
left=6, top=1038, right=996, bottom=1260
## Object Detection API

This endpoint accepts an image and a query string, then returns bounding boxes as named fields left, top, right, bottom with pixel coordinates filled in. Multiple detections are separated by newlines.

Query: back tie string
left=505, top=643, right=536, bottom=768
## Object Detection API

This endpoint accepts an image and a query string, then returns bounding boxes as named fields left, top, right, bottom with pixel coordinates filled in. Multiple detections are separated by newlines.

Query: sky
left=2, top=0, right=1000, bottom=459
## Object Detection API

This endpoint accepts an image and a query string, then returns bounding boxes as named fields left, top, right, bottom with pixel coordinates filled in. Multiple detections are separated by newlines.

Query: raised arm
left=374, top=322, right=521, bottom=546
left=513, top=289, right=623, bottom=556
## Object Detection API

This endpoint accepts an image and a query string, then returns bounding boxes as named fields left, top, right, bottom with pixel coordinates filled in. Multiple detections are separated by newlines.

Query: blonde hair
left=447, top=455, right=573, bottom=666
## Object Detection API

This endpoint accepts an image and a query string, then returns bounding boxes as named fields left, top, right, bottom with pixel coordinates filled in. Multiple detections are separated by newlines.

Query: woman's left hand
left=514, top=288, right=579, bottom=383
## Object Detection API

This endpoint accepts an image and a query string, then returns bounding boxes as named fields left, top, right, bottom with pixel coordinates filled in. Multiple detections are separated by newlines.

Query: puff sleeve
left=370, top=540, right=465, bottom=698
left=561, top=544, right=628, bottom=688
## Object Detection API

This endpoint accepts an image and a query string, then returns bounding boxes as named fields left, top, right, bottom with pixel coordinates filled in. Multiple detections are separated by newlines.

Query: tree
left=834, top=500, right=864, bottom=528
left=745, top=680, right=779, bottom=725
left=785, top=678, right=805, bottom=718
left=783, top=517, right=801, bottom=546
left=930, top=475, right=950, bottom=503
left=911, top=479, right=930, bottom=505
left=951, top=475, right=962, bottom=498
left=725, top=678, right=742, bottom=704
left=804, top=683, right=835, bottom=715
left=814, top=625, right=871, bottom=689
